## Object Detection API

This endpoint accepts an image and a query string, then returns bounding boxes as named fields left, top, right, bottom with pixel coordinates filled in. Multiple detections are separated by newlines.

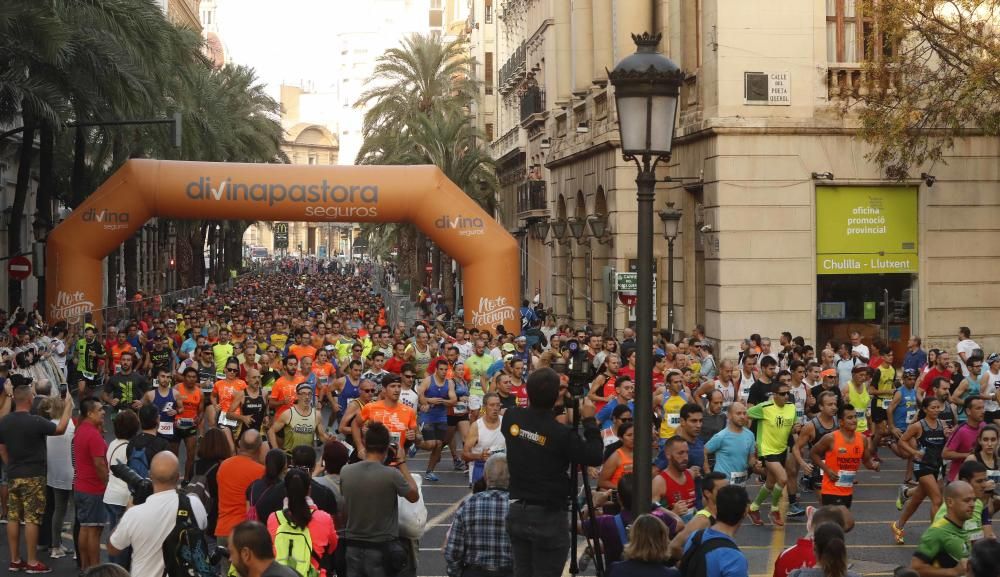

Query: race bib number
left=796, top=408, right=806, bottom=424
left=905, top=409, right=917, bottom=424
left=881, top=398, right=891, bottom=409
left=389, top=431, right=401, bottom=447
left=988, top=470, right=1000, bottom=486
left=601, top=427, right=619, bottom=446
left=857, top=416, right=868, bottom=430
left=965, top=519, right=984, bottom=542
left=158, top=421, right=174, bottom=436
left=729, top=471, right=748, bottom=486
left=739, top=389, right=750, bottom=403
left=468, top=396, right=483, bottom=411
left=82, top=371, right=97, bottom=380
left=667, top=413, right=681, bottom=428
left=454, top=401, right=468, bottom=415
left=178, top=418, right=195, bottom=429
left=218, top=413, right=238, bottom=428
left=835, top=470, right=856, bottom=488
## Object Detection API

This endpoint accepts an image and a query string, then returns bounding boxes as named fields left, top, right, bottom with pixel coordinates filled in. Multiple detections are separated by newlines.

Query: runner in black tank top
left=240, top=389, right=267, bottom=433
left=794, top=389, right=839, bottom=491
left=892, top=396, right=947, bottom=544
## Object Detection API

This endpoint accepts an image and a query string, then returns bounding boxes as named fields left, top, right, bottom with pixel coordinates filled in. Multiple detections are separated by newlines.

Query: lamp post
left=31, top=213, right=49, bottom=313
left=659, top=203, right=682, bottom=340
left=608, top=31, right=683, bottom=515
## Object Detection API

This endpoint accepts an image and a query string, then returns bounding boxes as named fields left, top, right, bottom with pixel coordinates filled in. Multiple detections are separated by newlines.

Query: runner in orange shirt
left=288, top=330, right=318, bottom=363
left=312, top=348, right=337, bottom=409
left=268, top=355, right=306, bottom=420
left=212, top=357, right=248, bottom=439
left=174, top=367, right=205, bottom=480
left=353, top=376, right=417, bottom=462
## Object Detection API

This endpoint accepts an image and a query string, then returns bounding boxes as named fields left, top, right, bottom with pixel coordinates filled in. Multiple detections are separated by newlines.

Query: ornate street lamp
left=659, top=203, right=682, bottom=340
left=529, top=218, right=550, bottom=241
left=608, top=31, right=684, bottom=515
left=551, top=218, right=568, bottom=242
left=587, top=214, right=612, bottom=245
left=568, top=217, right=587, bottom=243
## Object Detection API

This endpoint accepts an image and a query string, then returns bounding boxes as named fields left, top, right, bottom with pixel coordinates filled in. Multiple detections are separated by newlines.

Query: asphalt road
left=1, top=439, right=927, bottom=577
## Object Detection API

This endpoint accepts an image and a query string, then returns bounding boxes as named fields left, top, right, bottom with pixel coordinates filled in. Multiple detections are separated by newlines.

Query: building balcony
left=827, top=65, right=900, bottom=99
left=517, top=180, right=547, bottom=218
left=519, top=87, right=544, bottom=123
left=499, top=41, right=526, bottom=95
left=491, top=125, right=524, bottom=161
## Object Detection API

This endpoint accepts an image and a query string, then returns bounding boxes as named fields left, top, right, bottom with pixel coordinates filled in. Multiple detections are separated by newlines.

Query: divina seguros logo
left=185, top=177, right=379, bottom=218
left=435, top=214, right=485, bottom=236
left=82, top=208, right=130, bottom=231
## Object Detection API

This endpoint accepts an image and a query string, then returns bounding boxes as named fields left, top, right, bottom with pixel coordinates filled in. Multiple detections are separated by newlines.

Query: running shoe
left=25, top=562, right=52, bottom=574
left=407, top=444, right=418, bottom=459
left=9, top=560, right=26, bottom=572
left=787, top=502, right=806, bottom=517
left=453, top=458, right=467, bottom=472
left=770, top=510, right=785, bottom=527
left=891, top=521, right=905, bottom=544
left=748, top=508, right=763, bottom=526
left=424, top=472, right=440, bottom=482
left=896, top=485, right=908, bottom=511
left=578, top=546, right=594, bottom=572
left=48, top=547, right=67, bottom=559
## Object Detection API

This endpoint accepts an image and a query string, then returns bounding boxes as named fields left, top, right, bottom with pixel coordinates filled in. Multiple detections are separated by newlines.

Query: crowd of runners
left=1, top=260, right=1000, bottom=576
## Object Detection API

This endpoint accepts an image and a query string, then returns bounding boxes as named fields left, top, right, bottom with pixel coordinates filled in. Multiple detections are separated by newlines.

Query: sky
left=215, top=0, right=352, bottom=98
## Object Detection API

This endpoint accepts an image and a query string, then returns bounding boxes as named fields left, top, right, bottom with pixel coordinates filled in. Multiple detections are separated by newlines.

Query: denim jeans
left=506, top=503, right=570, bottom=577
left=106, top=503, right=131, bottom=569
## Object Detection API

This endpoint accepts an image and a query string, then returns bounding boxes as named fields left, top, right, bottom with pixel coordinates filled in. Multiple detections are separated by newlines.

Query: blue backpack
left=127, top=442, right=151, bottom=478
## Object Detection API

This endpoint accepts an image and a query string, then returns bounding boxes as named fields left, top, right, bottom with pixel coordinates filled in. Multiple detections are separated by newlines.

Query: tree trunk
left=431, top=244, right=442, bottom=291
left=9, top=111, right=35, bottom=311
left=35, top=124, right=54, bottom=313
left=412, top=231, right=426, bottom=300
left=124, top=234, right=138, bottom=299
left=207, top=223, right=217, bottom=284
left=397, top=225, right=414, bottom=297
left=70, top=125, right=86, bottom=208
left=442, top=256, right=455, bottom=313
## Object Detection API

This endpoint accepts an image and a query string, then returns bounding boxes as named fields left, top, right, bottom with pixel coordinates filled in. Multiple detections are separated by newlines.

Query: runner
left=655, top=370, right=689, bottom=441
left=793, top=390, right=840, bottom=492
left=747, top=379, right=797, bottom=527
left=892, top=395, right=947, bottom=544
left=418, top=359, right=457, bottom=482
left=984, top=354, right=1000, bottom=426
left=869, top=346, right=897, bottom=460
left=268, top=382, right=329, bottom=453
left=228, top=368, right=268, bottom=437
left=212, top=357, right=247, bottom=437
left=887, top=368, right=921, bottom=484
left=845, top=365, right=872, bottom=437
left=173, top=367, right=203, bottom=481
left=353, top=376, right=417, bottom=462
left=704, top=402, right=759, bottom=488
left=142, top=367, right=179, bottom=454
left=810, top=403, right=879, bottom=508
left=462, top=392, right=506, bottom=485
left=74, top=325, right=106, bottom=397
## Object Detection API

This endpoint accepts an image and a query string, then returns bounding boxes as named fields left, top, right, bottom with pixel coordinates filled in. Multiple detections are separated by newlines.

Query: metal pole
left=667, top=237, right=675, bottom=340
left=633, top=158, right=656, bottom=516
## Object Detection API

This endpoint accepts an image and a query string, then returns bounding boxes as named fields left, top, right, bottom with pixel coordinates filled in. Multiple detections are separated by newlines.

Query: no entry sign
left=8, top=255, right=31, bottom=280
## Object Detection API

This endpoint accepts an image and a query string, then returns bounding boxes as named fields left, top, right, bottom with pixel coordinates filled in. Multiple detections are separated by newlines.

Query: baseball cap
left=504, top=353, right=515, bottom=362
left=295, top=383, right=313, bottom=393
left=903, top=368, right=920, bottom=378
left=987, top=353, right=1000, bottom=364
left=515, top=335, right=527, bottom=343
left=852, top=364, right=869, bottom=373
left=820, top=368, right=836, bottom=378
left=501, top=343, right=516, bottom=353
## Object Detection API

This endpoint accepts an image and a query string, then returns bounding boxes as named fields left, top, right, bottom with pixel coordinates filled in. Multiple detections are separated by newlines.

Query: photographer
left=109, top=451, right=208, bottom=577
left=503, top=367, right=603, bottom=577
left=341, top=422, right=420, bottom=577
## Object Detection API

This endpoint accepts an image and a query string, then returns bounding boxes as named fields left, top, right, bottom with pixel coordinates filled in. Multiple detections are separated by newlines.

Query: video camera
left=110, top=462, right=154, bottom=505
left=563, top=339, right=591, bottom=397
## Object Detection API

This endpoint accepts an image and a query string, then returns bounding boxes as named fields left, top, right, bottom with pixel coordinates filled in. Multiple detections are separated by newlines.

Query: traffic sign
left=615, top=272, right=637, bottom=292
left=8, top=256, right=31, bottom=280
left=618, top=292, right=637, bottom=307
left=425, top=264, right=434, bottom=272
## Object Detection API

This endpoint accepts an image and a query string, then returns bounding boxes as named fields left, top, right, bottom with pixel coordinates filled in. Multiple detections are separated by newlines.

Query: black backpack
left=678, top=529, right=739, bottom=577
left=162, top=491, right=214, bottom=577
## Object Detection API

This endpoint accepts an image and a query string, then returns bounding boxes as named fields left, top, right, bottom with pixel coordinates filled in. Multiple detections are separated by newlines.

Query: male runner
left=173, top=367, right=204, bottom=480
left=103, top=353, right=148, bottom=414
left=747, top=380, right=797, bottom=526
left=794, top=390, right=840, bottom=491
left=888, top=368, right=921, bottom=484
left=353, top=376, right=417, bottom=462
left=704, top=402, right=759, bottom=487
left=811, top=403, right=879, bottom=508
left=268, top=382, right=329, bottom=453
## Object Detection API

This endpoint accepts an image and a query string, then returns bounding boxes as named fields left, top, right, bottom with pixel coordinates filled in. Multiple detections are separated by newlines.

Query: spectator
left=82, top=563, right=131, bottom=577
left=680, top=485, right=750, bottom=577
left=341, top=422, right=419, bottom=577
left=773, top=506, right=853, bottom=577
left=444, top=454, right=513, bottom=577
left=127, top=403, right=171, bottom=465
left=73, top=396, right=109, bottom=571
left=246, top=448, right=287, bottom=522
left=228, top=521, right=300, bottom=577
left=194, top=426, right=235, bottom=534
left=216, top=430, right=266, bottom=546
left=41, top=396, right=75, bottom=559
left=108, top=452, right=208, bottom=576
left=0, top=382, right=73, bottom=573
left=667, top=472, right=728, bottom=562
left=254, top=445, right=338, bottom=524
left=969, top=540, right=1000, bottom=577
left=314, top=439, right=350, bottom=529
left=912, top=480, right=975, bottom=576
left=787, top=522, right=860, bottom=577
left=104, top=409, right=141, bottom=569
left=605, top=514, right=679, bottom=577
left=266, top=468, right=337, bottom=576
left=582, top=473, right=680, bottom=566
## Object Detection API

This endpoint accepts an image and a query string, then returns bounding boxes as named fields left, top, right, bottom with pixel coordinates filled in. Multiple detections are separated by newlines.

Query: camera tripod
left=566, top=390, right=606, bottom=577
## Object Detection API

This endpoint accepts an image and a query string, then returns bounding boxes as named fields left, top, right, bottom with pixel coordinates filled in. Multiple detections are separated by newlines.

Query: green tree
left=854, top=0, right=1000, bottom=177
left=356, top=33, right=496, bottom=310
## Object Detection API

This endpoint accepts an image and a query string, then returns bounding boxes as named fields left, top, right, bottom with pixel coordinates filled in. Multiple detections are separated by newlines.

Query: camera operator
left=109, top=451, right=208, bottom=577
left=503, top=367, right=603, bottom=577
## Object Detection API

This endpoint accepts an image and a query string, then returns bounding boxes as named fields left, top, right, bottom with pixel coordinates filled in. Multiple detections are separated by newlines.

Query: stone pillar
left=613, top=0, right=653, bottom=62
left=554, top=0, right=573, bottom=103
left=571, top=0, right=594, bottom=96
left=592, top=0, right=612, bottom=84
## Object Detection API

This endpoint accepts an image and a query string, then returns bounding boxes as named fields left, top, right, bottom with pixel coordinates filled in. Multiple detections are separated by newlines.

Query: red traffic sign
left=618, top=292, right=637, bottom=307
left=8, top=256, right=31, bottom=281
left=425, top=264, right=433, bottom=272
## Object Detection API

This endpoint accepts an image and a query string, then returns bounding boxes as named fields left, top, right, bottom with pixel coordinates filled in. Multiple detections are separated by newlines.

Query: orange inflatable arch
left=45, top=159, right=521, bottom=333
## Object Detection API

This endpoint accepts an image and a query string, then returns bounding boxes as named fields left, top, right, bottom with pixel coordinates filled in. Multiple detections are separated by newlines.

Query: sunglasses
left=361, top=388, right=376, bottom=393
left=226, top=367, right=239, bottom=373
left=403, top=374, right=415, bottom=379
left=619, top=418, right=633, bottom=423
